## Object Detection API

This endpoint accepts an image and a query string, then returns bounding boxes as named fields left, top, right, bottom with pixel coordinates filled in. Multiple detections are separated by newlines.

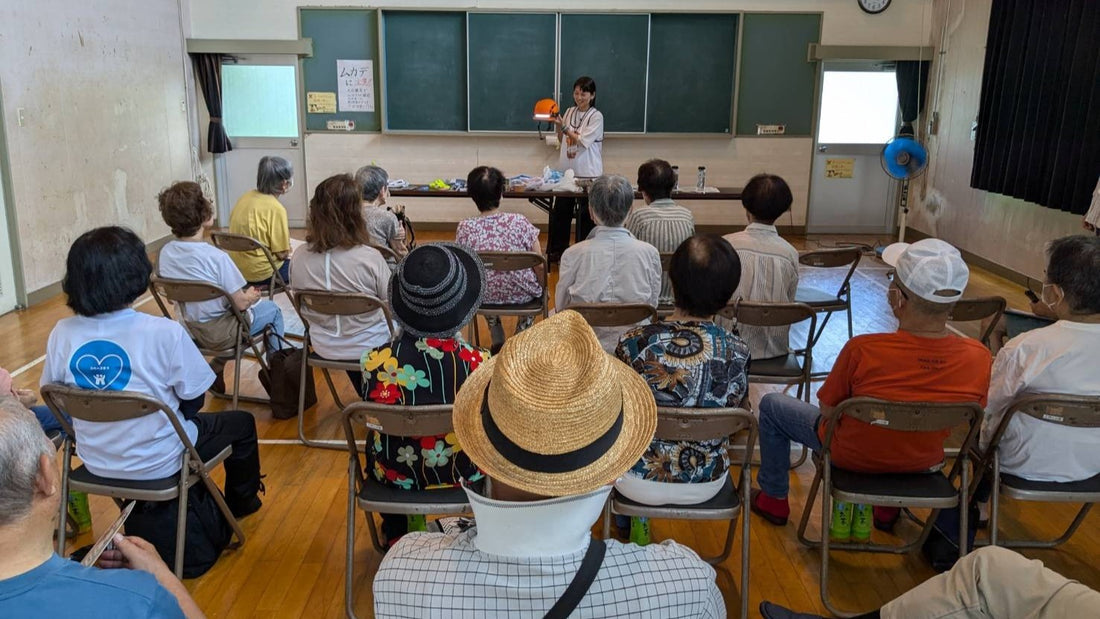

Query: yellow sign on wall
left=825, top=158, right=855, bottom=179
left=307, top=91, right=337, bottom=114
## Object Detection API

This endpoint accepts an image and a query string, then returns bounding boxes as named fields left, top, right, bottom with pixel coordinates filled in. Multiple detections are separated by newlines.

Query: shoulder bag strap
left=544, top=538, right=607, bottom=619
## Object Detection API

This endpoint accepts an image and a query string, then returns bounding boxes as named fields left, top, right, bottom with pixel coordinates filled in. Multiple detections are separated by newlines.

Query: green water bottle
left=67, top=491, right=92, bottom=535
left=406, top=514, right=427, bottom=532
left=629, top=516, right=651, bottom=546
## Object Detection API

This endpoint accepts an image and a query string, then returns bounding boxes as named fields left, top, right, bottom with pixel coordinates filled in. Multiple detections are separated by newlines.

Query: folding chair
left=947, top=296, right=1006, bottom=348
left=368, top=243, right=399, bottom=264
left=976, top=393, right=1100, bottom=548
left=211, top=231, right=288, bottom=299
left=795, top=397, right=983, bottom=617
left=293, top=290, right=396, bottom=450
left=657, top=252, right=675, bottom=318
left=342, top=402, right=477, bottom=619
left=42, top=384, right=245, bottom=578
left=563, top=303, right=658, bottom=327
left=602, top=406, right=756, bottom=619
left=149, top=276, right=271, bottom=410
left=472, top=251, right=549, bottom=348
left=795, top=247, right=861, bottom=347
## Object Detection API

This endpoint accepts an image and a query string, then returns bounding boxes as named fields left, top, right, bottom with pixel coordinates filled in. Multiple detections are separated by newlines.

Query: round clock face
left=859, top=0, right=892, bottom=14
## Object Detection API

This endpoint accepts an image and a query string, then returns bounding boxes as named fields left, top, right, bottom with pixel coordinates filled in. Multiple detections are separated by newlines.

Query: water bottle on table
left=696, top=166, right=706, bottom=192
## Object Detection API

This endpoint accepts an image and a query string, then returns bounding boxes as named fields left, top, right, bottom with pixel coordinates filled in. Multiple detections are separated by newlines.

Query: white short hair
left=0, top=398, right=52, bottom=526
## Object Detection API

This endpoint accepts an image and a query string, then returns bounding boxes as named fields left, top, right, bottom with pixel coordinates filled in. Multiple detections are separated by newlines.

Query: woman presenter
left=548, top=76, right=604, bottom=262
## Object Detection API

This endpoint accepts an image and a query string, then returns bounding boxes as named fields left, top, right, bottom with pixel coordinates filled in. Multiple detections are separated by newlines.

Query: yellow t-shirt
left=227, top=190, right=290, bottom=282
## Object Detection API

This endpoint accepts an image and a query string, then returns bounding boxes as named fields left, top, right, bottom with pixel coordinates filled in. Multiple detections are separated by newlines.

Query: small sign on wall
left=307, top=92, right=337, bottom=114
left=825, top=158, right=855, bottom=179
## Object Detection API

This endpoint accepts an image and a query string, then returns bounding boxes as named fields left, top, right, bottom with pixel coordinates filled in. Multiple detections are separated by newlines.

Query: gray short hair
left=354, top=165, right=389, bottom=202
left=589, top=174, right=634, bottom=227
left=256, top=156, right=293, bottom=195
left=0, top=398, right=52, bottom=526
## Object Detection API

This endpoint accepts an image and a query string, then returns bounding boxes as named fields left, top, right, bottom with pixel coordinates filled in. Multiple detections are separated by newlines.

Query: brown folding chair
left=473, top=251, right=549, bottom=348
left=948, top=296, right=1006, bottom=348
left=342, top=402, right=478, bottom=619
left=368, top=243, right=399, bottom=263
left=795, top=247, right=861, bottom=347
left=292, top=290, right=396, bottom=450
left=975, top=394, right=1100, bottom=548
left=719, top=301, right=817, bottom=403
left=657, top=252, right=675, bottom=318
left=211, top=231, right=288, bottom=299
left=563, top=303, right=658, bottom=327
left=795, top=397, right=984, bottom=617
left=42, top=384, right=245, bottom=578
left=603, top=406, right=756, bottom=619
left=149, top=276, right=271, bottom=410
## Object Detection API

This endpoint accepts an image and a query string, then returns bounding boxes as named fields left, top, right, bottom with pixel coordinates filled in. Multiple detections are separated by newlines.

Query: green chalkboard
left=383, top=11, right=467, bottom=131
left=646, top=14, right=739, bottom=133
left=560, top=14, right=649, bottom=133
left=300, top=9, right=381, bottom=132
left=468, top=13, right=556, bottom=132
left=736, top=13, right=821, bottom=136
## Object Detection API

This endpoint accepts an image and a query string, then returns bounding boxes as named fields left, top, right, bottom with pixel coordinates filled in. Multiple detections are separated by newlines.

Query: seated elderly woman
left=290, top=174, right=396, bottom=397
left=613, top=234, right=750, bottom=542
left=228, top=155, right=295, bottom=287
left=455, top=166, right=544, bottom=351
left=359, top=243, right=488, bottom=546
left=354, top=164, right=407, bottom=263
left=40, top=227, right=263, bottom=519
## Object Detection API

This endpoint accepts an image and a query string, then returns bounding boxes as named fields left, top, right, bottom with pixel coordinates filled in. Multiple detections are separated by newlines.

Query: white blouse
left=557, top=106, right=604, bottom=178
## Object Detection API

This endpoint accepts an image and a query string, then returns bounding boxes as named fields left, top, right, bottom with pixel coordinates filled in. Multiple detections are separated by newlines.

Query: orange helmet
left=532, top=98, right=559, bottom=121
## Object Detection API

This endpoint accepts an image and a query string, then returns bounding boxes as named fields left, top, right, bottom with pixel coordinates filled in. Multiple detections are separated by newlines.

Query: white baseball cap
left=881, top=238, right=969, bottom=304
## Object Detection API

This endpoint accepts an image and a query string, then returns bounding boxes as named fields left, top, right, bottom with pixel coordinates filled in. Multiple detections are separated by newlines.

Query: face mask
left=1041, top=283, right=1063, bottom=310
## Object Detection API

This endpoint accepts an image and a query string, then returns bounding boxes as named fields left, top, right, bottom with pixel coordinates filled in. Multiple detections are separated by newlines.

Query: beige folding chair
left=149, top=276, right=271, bottom=410
left=719, top=301, right=817, bottom=403
left=42, top=384, right=245, bottom=578
left=795, top=397, right=983, bottom=617
left=602, top=406, right=756, bottom=619
left=211, top=231, right=288, bottom=299
left=368, top=243, right=399, bottom=263
left=293, top=290, right=396, bottom=450
left=795, top=247, right=861, bottom=347
left=976, top=393, right=1100, bottom=548
left=342, top=402, right=477, bottom=619
left=472, top=251, right=549, bottom=348
left=948, top=296, right=1006, bottom=348
left=657, top=252, right=675, bottom=318
left=563, top=303, right=658, bottom=327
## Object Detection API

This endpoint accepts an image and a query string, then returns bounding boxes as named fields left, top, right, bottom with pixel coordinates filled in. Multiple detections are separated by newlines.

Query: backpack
left=124, top=482, right=233, bottom=578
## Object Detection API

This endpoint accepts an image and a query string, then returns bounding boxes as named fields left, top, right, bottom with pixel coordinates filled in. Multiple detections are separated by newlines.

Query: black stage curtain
left=190, top=53, right=232, bottom=154
left=896, top=61, right=930, bottom=137
left=971, top=0, right=1100, bottom=215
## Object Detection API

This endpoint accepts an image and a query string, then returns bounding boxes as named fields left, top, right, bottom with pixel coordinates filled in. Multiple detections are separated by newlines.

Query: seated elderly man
left=355, top=164, right=407, bottom=263
left=750, top=239, right=992, bottom=542
left=555, top=174, right=662, bottom=352
left=373, top=311, right=723, bottom=618
left=623, top=158, right=696, bottom=306
left=0, top=398, right=203, bottom=618
left=980, top=235, right=1100, bottom=482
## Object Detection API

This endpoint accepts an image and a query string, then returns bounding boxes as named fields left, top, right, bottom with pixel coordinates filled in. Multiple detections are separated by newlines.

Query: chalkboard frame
left=298, top=7, right=384, bottom=133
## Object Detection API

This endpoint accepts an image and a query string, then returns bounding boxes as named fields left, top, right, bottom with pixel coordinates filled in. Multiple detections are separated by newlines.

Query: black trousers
left=192, top=411, right=261, bottom=511
left=346, top=370, right=365, bottom=399
left=547, top=197, right=594, bottom=257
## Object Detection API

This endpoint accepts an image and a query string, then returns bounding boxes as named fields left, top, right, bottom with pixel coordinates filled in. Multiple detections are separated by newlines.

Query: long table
left=389, top=186, right=743, bottom=214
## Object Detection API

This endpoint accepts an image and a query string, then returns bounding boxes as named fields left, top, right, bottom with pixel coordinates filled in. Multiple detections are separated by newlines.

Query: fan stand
left=897, top=177, right=910, bottom=243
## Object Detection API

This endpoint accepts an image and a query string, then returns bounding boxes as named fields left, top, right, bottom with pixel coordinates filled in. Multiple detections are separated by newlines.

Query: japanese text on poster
left=337, top=59, right=375, bottom=113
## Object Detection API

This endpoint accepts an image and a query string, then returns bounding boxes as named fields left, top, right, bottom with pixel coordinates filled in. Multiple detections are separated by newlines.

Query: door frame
left=0, top=78, right=26, bottom=312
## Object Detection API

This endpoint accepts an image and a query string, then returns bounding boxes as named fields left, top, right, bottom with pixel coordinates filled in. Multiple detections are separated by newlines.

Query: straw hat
left=453, top=310, right=656, bottom=497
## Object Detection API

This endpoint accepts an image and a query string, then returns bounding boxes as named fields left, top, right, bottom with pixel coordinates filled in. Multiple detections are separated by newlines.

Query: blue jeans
left=246, top=260, right=290, bottom=288
left=33, top=404, right=69, bottom=437
left=249, top=299, right=285, bottom=353
left=757, top=393, right=823, bottom=499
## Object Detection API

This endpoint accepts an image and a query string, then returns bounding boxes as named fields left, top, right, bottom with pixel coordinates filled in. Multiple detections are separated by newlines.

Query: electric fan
left=881, top=136, right=929, bottom=243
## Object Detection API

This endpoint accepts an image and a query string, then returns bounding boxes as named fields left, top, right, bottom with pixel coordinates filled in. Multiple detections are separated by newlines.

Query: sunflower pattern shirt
left=360, top=333, right=488, bottom=490
left=615, top=321, right=750, bottom=484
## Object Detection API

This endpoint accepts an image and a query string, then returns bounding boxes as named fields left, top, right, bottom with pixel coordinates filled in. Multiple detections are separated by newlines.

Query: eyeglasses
left=886, top=270, right=909, bottom=299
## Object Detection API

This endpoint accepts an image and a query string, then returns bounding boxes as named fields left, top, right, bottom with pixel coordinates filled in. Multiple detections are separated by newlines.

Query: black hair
left=637, top=159, right=676, bottom=201
left=573, top=76, right=596, bottom=107
left=741, top=174, right=793, bottom=224
left=62, top=227, right=152, bottom=317
left=466, top=166, right=506, bottom=212
left=670, top=235, right=741, bottom=317
left=1047, top=235, right=1100, bottom=314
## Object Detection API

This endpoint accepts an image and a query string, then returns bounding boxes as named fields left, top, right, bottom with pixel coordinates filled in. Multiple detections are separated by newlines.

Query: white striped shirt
left=623, top=199, right=696, bottom=304
left=722, top=223, right=800, bottom=360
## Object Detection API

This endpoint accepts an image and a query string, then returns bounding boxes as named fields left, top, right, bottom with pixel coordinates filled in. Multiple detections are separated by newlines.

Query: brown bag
left=259, top=347, right=316, bottom=419
left=186, top=312, right=250, bottom=351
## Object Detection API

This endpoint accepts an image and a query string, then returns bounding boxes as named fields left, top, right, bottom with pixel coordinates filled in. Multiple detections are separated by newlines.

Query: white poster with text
left=337, top=59, right=374, bottom=113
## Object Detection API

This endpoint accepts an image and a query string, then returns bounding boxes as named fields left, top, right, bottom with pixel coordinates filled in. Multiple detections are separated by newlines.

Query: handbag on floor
left=124, top=483, right=233, bottom=579
left=258, top=337, right=316, bottom=419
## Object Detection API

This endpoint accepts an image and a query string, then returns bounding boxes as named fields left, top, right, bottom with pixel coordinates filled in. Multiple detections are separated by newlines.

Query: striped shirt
left=721, top=223, right=800, bottom=359
left=623, top=199, right=696, bottom=305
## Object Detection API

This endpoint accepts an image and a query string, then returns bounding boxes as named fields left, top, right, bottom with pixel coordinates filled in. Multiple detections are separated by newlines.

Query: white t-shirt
left=557, top=106, right=604, bottom=178
left=157, top=240, right=247, bottom=323
left=981, top=320, right=1100, bottom=482
left=41, top=309, right=215, bottom=480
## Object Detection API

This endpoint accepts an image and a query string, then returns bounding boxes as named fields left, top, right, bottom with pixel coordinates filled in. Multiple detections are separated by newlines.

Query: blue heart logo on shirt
left=70, top=340, right=132, bottom=391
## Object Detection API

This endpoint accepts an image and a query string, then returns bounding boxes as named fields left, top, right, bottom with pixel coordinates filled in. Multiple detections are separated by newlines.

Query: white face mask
left=1041, top=283, right=1063, bottom=310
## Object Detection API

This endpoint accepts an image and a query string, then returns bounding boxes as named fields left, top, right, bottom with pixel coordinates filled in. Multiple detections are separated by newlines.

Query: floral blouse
left=360, top=333, right=488, bottom=490
left=455, top=212, right=543, bottom=305
left=615, top=321, right=750, bottom=484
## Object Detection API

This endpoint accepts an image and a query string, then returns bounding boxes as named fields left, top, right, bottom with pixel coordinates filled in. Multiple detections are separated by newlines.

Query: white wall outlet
left=16, top=108, right=25, bottom=127
left=756, top=124, right=786, bottom=135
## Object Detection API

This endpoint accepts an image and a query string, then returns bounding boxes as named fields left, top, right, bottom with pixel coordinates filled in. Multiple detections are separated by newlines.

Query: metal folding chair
left=149, top=276, right=271, bottom=410
left=795, top=397, right=983, bottom=617
left=293, top=290, right=396, bottom=450
left=657, top=252, right=675, bottom=318
left=602, top=406, right=756, bottom=619
left=563, top=303, right=658, bottom=327
left=342, top=402, right=477, bottom=619
left=211, top=231, right=289, bottom=299
left=795, top=247, right=861, bottom=347
left=948, top=296, right=1006, bottom=348
left=368, top=243, right=399, bottom=264
left=976, top=393, right=1100, bottom=548
left=42, top=384, right=245, bottom=578
left=472, top=251, right=549, bottom=348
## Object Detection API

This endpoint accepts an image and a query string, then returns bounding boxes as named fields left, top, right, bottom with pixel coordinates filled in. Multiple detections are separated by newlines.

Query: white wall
left=189, top=0, right=933, bottom=228
left=0, top=0, right=195, bottom=296
left=910, top=0, right=1081, bottom=279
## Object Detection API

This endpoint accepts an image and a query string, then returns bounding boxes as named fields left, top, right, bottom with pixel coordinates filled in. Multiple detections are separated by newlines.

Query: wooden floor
left=3, top=231, right=1097, bottom=618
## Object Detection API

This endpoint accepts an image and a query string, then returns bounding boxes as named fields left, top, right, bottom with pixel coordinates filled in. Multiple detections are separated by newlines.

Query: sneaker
left=229, top=495, right=262, bottom=519
left=629, top=516, right=651, bottom=546
left=750, top=488, right=790, bottom=526
left=829, top=501, right=854, bottom=543
left=852, top=504, right=872, bottom=542
left=873, top=506, right=901, bottom=533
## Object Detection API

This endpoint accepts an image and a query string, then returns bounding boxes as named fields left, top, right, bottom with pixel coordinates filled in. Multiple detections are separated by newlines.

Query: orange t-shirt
left=815, top=331, right=991, bottom=473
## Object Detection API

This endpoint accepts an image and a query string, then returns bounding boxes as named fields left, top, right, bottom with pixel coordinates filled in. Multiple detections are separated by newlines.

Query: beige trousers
left=882, top=547, right=1100, bottom=619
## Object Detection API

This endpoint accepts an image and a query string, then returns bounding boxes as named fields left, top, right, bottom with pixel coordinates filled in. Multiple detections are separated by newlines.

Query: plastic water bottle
left=672, top=166, right=680, bottom=191
left=696, top=166, right=706, bottom=192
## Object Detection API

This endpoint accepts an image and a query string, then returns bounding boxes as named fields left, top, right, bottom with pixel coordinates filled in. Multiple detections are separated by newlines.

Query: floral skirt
left=368, top=430, right=483, bottom=490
